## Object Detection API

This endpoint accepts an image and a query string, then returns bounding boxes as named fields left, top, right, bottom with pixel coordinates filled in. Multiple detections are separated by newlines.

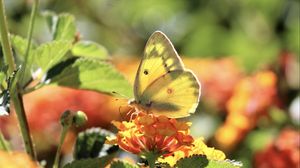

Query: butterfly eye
left=143, top=70, right=149, bottom=75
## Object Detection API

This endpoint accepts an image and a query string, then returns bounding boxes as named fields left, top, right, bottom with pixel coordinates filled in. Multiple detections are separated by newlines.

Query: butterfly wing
left=138, top=69, right=200, bottom=118
left=134, top=31, right=201, bottom=118
left=134, top=31, right=184, bottom=100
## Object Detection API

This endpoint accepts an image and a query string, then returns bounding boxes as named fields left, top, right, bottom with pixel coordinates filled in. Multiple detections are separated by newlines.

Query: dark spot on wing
left=144, top=69, right=149, bottom=75
left=164, top=63, right=168, bottom=68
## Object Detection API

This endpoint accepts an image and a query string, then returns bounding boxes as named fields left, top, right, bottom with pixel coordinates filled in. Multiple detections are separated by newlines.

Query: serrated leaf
left=10, top=35, right=37, bottom=86
left=50, top=58, right=133, bottom=97
left=155, top=162, right=171, bottom=168
left=72, top=41, right=109, bottom=60
left=63, top=155, right=114, bottom=168
left=175, top=155, right=209, bottom=168
left=206, top=159, right=242, bottom=168
left=10, top=35, right=36, bottom=60
left=175, top=155, right=242, bottom=168
left=42, top=11, right=58, bottom=33
left=33, top=40, right=72, bottom=74
left=74, top=127, right=118, bottom=159
left=53, top=14, right=76, bottom=41
left=110, top=160, right=139, bottom=168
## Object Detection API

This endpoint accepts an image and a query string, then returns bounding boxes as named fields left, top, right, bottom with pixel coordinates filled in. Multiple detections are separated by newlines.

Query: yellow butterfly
left=129, top=31, right=201, bottom=118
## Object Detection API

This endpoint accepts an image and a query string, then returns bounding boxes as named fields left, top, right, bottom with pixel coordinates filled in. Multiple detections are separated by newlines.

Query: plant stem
left=0, top=0, right=15, bottom=73
left=53, top=124, right=70, bottom=168
left=0, top=132, right=10, bottom=151
left=0, top=0, right=36, bottom=159
left=21, top=0, right=39, bottom=83
left=144, top=152, right=159, bottom=168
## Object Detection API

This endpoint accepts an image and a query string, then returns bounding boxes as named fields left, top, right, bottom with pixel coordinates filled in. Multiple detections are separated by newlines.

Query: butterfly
left=128, top=31, right=201, bottom=118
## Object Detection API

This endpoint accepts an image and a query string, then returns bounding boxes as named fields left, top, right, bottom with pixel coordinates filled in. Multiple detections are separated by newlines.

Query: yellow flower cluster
left=159, top=138, right=226, bottom=166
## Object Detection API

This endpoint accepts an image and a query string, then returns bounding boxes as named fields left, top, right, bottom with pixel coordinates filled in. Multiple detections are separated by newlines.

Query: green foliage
left=74, top=127, right=118, bottom=160
left=174, top=155, right=242, bottom=168
left=206, top=159, right=242, bottom=168
left=9, top=12, right=132, bottom=98
left=50, top=58, right=133, bottom=97
left=52, top=14, right=76, bottom=42
left=175, top=155, right=209, bottom=168
left=72, top=41, right=109, bottom=59
left=10, top=35, right=36, bottom=61
left=110, top=161, right=139, bottom=168
left=32, top=40, right=72, bottom=74
left=63, top=155, right=114, bottom=168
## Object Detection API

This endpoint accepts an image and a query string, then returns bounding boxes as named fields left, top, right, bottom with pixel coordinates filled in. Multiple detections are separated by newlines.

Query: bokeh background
left=0, top=0, right=299, bottom=167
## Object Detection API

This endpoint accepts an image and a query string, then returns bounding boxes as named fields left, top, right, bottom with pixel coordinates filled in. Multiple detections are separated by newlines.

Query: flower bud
left=73, top=111, right=88, bottom=127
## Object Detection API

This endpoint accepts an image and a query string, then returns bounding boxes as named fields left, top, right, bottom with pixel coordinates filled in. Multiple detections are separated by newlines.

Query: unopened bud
left=73, top=111, right=88, bottom=127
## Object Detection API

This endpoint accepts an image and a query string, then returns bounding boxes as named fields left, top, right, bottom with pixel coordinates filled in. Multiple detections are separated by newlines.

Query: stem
left=20, top=0, right=39, bottom=83
left=0, top=132, right=10, bottom=151
left=0, top=0, right=36, bottom=159
left=144, top=152, right=159, bottom=168
left=53, top=124, right=70, bottom=168
left=0, top=0, right=15, bottom=73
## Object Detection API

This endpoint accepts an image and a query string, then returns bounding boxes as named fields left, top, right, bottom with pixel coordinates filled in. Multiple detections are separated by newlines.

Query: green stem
left=12, top=92, right=36, bottom=158
left=53, top=124, right=70, bottom=168
left=144, top=152, right=159, bottom=168
left=0, top=132, right=10, bottom=151
left=0, top=0, right=36, bottom=159
left=0, top=0, right=15, bottom=73
left=20, top=0, right=39, bottom=83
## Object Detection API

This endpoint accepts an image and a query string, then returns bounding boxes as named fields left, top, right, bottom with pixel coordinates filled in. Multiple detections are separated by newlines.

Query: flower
left=0, top=151, right=38, bottom=168
left=158, top=138, right=226, bottom=167
left=215, top=71, right=277, bottom=150
left=107, top=112, right=194, bottom=156
left=254, top=128, right=300, bottom=168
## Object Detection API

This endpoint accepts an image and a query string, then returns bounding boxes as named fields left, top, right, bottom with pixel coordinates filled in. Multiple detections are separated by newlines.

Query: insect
left=0, top=66, right=19, bottom=116
left=128, top=31, right=201, bottom=118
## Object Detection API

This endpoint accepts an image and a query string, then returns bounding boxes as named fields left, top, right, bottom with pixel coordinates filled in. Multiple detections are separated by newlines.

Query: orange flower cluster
left=254, top=128, right=300, bottom=168
left=107, top=113, right=194, bottom=155
left=215, top=71, right=277, bottom=151
left=107, top=112, right=226, bottom=166
left=0, top=151, right=38, bottom=168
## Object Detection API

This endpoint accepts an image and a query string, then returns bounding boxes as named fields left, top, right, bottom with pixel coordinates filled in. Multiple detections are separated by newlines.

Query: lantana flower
left=106, top=112, right=194, bottom=156
left=158, top=138, right=226, bottom=166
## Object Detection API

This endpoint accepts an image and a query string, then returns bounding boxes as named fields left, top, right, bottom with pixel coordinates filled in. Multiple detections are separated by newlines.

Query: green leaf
left=42, top=11, right=58, bottom=33
left=10, top=35, right=37, bottom=86
left=63, top=155, right=114, bottom=168
left=110, top=160, right=139, bottom=168
left=206, top=159, right=242, bottom=168
left=53, top=13, right=76, bottom=41
left=50, top=58, right=133, bottom=97
left=175, top=155, right=209, bottom=168
left=33, top=40, right=72, bottom=74
left=10, top=35, right=37, bottom=62
left=175, top=155, right=242, bottom=168
left=72, top=41, right=109, bottom=60
left=74, top=127, right=118, bottom=159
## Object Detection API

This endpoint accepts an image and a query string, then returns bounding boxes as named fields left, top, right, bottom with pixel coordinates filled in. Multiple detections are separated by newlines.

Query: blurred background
left=0, top=0, right=299, bottom=167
